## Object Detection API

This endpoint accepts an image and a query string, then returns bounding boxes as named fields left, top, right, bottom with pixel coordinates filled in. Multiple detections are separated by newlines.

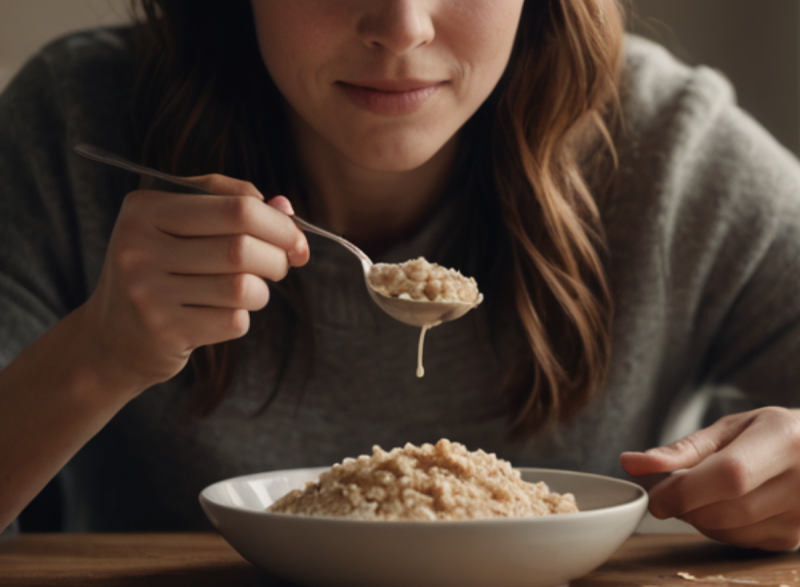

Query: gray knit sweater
left=2, top=28, right=800, bottom=531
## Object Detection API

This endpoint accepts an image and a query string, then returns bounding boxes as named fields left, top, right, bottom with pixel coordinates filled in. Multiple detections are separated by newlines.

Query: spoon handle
left=290, top=216, right=372, bottom=268
left=73, top=143, right=374, bottom=269
left=74, top=143, right=211, bottom=195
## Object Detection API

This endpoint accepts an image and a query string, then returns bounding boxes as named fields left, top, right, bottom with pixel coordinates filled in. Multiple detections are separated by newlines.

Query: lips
left=337, top=79, right=446, bottom=116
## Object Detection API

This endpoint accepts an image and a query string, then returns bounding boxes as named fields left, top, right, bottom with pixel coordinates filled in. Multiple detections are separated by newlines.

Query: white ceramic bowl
left=199, top=467, right=647, bottom=587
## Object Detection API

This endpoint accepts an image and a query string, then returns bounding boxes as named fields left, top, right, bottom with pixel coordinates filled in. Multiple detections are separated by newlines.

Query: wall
left=0, top=0, right=130, bottom=91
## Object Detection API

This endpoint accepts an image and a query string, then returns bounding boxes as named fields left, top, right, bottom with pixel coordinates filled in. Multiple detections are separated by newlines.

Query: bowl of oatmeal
left=200, top=440, right=647, bottom=587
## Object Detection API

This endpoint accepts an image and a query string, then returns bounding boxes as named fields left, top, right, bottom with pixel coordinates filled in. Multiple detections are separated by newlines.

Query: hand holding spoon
left=73, top=143, right=483, bottom=375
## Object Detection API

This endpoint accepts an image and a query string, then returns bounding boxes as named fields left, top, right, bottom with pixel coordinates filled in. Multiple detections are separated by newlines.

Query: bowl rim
left=199, top=466, right=648, bottom=528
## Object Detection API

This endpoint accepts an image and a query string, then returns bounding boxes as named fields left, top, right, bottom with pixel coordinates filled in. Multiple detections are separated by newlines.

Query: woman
left=1, top=0, right=800, bottom=550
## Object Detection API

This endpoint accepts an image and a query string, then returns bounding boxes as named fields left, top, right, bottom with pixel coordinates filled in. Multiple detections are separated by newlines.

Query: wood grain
left=573, top=534, right=800, bottom=587
left=0, top=533, right=271, bottom=586
left=1, top=533, right=798, bottom=587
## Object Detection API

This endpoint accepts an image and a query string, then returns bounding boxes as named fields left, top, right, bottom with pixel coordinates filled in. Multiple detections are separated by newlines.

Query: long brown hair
left=130, top=0, right=625, bottom=438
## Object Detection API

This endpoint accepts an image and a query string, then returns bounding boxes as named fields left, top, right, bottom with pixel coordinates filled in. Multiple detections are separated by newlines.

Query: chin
left=353, top=153, right=439, bottom=173
left=341, top=137, right=451, bottom=173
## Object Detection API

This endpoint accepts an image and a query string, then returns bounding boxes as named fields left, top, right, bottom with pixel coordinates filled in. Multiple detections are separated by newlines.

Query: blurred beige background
left=0, top=0, right=798, bottom=155
left=0, top=0, right=131, bottom=90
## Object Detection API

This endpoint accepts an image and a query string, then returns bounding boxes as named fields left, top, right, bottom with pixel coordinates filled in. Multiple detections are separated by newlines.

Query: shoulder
left=608, top=35, right=800, bottom=330
left=619, top=34, right=778, bottom=171
left=17, top=26, right=136, bottom=90
left=620, top=34, right=735, bottom=135
left=0, top=26, right=140, bottom=198
left=605, top=38, right=800, bottom=403
left=1, top=27, right=138, bottom=138
left=0, top=28, right=141, bottom=306
left=613, top=34, right=800, bottom=221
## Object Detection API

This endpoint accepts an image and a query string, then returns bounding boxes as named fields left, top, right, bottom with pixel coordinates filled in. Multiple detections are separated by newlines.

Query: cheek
left=250, top=1, right=345, bottom=93
left=447, top=1, right=525, bottom=92
left=251, top=2, right=296, bottom=72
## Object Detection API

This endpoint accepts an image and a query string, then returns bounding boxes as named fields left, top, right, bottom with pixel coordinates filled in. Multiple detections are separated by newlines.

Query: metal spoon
left=73, top=143, right=483, bottom=328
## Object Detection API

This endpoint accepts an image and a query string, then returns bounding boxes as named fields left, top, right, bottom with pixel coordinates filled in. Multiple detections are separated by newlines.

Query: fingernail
left=267, top=195, right=294, bottom=216
left=288, top=242, right=309, bottom=266
left=621, top=451, right=644, bottom=458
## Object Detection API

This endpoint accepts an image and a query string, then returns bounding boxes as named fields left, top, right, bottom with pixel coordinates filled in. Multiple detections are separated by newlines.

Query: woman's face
left=251, top=0, right=525, bottom=172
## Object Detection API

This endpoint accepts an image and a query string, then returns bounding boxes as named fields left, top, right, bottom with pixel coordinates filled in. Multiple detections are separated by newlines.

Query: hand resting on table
left=621, top=407, right=800, bottom=551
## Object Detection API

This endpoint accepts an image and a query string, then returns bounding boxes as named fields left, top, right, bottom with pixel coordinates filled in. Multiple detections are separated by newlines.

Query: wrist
left=54, top=306, right=152, bottom=406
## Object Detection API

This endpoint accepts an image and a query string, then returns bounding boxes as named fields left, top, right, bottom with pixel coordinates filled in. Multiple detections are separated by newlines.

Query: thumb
left=620, top=415, right=750, bottom=476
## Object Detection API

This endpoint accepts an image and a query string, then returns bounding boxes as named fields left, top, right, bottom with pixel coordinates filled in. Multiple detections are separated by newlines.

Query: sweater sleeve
left=615, top=37, right=800, bottom=409
left=695, top=107, right=800, bottom=407
left=0, top=52, right=85, bottom=370
left=0, top=28, right=139, bottom=371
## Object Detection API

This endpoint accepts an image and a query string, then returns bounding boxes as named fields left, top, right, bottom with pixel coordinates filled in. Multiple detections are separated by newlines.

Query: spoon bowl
left=291, top=215, right=483, bottom=328
left=74, top=143, right=483, bottom=328
left=368, top=291, right=482, bottom=328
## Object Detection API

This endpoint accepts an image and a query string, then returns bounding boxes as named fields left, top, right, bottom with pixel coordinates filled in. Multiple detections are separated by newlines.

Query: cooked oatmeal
left=268, top=439, right=578, bottom=521
left=368, top=257, right=481, bottom=304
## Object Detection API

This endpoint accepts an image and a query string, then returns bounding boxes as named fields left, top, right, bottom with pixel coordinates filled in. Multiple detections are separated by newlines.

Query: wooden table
left=1, top=532, right=798, bottom=586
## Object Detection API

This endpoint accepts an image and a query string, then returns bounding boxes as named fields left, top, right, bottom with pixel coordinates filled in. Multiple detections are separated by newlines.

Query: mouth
left=336, top=79, right=447, bottom=116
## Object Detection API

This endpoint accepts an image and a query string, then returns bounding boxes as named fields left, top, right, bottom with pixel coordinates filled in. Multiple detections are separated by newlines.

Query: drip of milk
left=417, top=324, right=431, bottom=378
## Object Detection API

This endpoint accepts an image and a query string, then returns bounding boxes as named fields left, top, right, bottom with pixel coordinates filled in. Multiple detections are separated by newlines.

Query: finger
left=171, top=273, right=270, bottom=312
left=620, top=414, right=754, bottom=477
left=176, top=306, right=252, bottom=347
left=265, top=196, right=309, bottom=266
left=159, top=234, right=292, bottom=282
left=135, top=305, right=253, bottom=357
left=266, top=195, right=295, bottom=216
left=183, top=173, right=265, bottom=200
left=697, top=511, right=800, bottom=552
left=681, top=471, right=797, bottom=530
left=149, top=194, right=309, bottom=266
left=647, top=411, right=800, bottom=519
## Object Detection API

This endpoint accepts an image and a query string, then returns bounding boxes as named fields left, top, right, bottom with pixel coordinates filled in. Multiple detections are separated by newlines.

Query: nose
left=358, top=0, right=435, bottom=55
